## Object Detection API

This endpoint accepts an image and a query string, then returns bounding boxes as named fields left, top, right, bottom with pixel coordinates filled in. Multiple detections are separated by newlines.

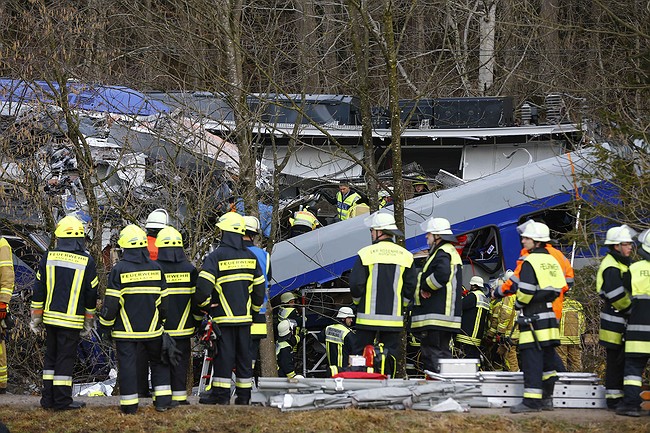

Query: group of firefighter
left=1, top=199, right=649, bottom=416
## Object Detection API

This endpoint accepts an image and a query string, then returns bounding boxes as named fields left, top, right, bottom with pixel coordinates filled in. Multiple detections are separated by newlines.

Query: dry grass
left=0, top=405, right=648, bottom=433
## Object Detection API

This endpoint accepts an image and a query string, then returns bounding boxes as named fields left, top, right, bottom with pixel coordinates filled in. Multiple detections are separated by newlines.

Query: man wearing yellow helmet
left=155, top=226, right=200, bottom=406
left=99, top=224, right=172, bottom=414
left=30, top=215, right=98, bottom=411
left=196, top=213, right=265, bottom=406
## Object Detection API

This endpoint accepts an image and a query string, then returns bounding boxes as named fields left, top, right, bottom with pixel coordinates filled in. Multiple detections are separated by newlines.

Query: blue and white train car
left=269, top=148, right=604, bottom=299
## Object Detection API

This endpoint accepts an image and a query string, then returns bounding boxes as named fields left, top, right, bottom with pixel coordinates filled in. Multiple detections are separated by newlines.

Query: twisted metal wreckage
left=0, top=80, right=616, bottom=410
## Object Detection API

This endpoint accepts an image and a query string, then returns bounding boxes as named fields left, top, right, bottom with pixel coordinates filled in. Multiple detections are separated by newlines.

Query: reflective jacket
left=32, top=241, right=98, bottom=330
left=276, top=339, right=296, bottom=378
left=515, top=248, right=564, bottom=349
left=336, top=191, right=361, bottom=221
left=498, top=245, right=573, bottom=320
left=195, top=233, right=265, bottom=326
left=457, top=289, right=489, bottom=346
left=559, top=298, right=585, bottom=345
left=323, top=323, right=355, bottom=374
left=349, top=239, right=417, bottom=331
left=246, top=241, right=271, bottom=338
left=624, top=249, right=650, bottom=356
left=290, top=210, right=319, bottom=230
left=411, top=242, right=463, bottom=332
left=596, top=251, right=632, bottom=348
left=497, top=295, right=519, bottom=339
left=156, top=249, right=199, bottom=338
left=0, top=238, right=14, bottom=305
left=147, top=235, right=158, bottom=261
left=100, top=248, right=167, bottom=340
left=485, top=298, right=501, bottom=341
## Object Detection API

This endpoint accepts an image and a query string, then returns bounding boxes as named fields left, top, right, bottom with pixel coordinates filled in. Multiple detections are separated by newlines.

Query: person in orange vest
left=145, top=208, right=170, bottom=260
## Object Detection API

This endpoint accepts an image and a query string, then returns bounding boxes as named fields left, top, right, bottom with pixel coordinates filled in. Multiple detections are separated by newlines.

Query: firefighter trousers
left=210, top=325, right=252, bottom=402
left=605, top=346, right=625, bottom=409
left=419, top=330, right=453, bottom=373
left=519, top=346, right=558, bottom=409
left=116, top=338, right=171, bottom=413
left=170, top=338, right=191, bottom=403
left=555, top=344, right=582, bottom=372
left=41, top=326, right=79, bottom=410
left=622, top=355, right=649, bottom=410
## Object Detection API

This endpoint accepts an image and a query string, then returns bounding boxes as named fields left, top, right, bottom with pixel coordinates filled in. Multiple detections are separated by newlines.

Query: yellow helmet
left=216, top=212, right=245, bottom=235
left=155, top=226, right=183, bottom=248
left=54, top=216, right=85, bottom=238
left=118, top=224, right=148, bottom=249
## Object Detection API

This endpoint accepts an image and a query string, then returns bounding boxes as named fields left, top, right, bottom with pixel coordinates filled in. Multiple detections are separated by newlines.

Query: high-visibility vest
left=625, top=259, right=650, bottom=355
left=596, top=254, right=631, bottom=347
left=290, top=210, right=319, bottom=230
left=336, top=191, right=361, bottom=221
left=559, top=298, right=585, bottom=345
left=457, top=289, right=490, bottom=346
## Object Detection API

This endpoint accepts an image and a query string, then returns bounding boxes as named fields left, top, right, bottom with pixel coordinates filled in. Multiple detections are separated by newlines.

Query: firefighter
left=617, top=229, right=650, bottom=417
left=410, top=217, right=462, bottom=374
left=413, top=176, right=430, bottom=197
left=319, top=306, right=356, bottom=376
left=196, top=213, right=265, bottom=406
left=289, top=207, right=319, bottom=238
left=145, top=208, right=169, bottom=260
left=276, top=320, right=299, bottom=378
left=349, top=212, right=417, bottom=360
left=508, top=221, right=564, bottom=414
left=243, top=216, right=271, bottom=371
left=597, top=225, right=635, bottom=410
left=456, top=276, right=489, bottom=362
left=277, top=292, right=301, bottom=339
left=98, top=224, right=171, bottom=414
left=496, top=292, right=520, bottom=372
left=141, top=208, right=170, bottom=396
left=30, top=216, right=98, bottom=410
left=498, top=220, right=574, bottom=319
left=0, top=232, right=14, bottom=393
left=154, top=226, right=199, bottom=406
left=557, top=296, right=585, bottom=372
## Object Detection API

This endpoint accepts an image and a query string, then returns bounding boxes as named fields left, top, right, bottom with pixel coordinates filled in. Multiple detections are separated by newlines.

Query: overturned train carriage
left=269, top=148, right=604, bottom=300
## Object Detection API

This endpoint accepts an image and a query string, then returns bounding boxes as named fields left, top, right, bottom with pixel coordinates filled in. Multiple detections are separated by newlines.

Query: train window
left=518, top=206, right=576, bottom=250
left=457, top=226, right=502, bottom=274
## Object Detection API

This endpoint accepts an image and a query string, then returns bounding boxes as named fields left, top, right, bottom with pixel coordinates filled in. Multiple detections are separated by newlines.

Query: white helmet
left=243, top=216, right=260, bottom=234
left=469, top=276, right=484, bottom=287
left=277, top=320, right=293, bottom=337
left=638, top=229, right=650, bottom=254
left=364, top=212, right=403, bottom=236
left=336, top=306, right=355, bottom=319
left=520, top=221, right=550, bottom=242
left=420, top=217, right=453, bottom=235
left=145, top=208, right=169, bottom=229
left=605, top=225, right=636, bottom=245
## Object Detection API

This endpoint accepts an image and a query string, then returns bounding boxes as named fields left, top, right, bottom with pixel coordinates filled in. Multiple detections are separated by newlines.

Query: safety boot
left=510, top=402, right=541, bottom=413
left=56, top=401, right=86, bottom=411
left=234, top=397, right=250, bottom=406
left=198, top=393, right=229, bottom=405
left=615, top=405, right=641, bottom=417
left=541, top=398, right=554, bottom=411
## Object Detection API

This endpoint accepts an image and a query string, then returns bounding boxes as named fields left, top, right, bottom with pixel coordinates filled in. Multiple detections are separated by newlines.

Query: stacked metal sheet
left=253, top=371, right=606, bottom=410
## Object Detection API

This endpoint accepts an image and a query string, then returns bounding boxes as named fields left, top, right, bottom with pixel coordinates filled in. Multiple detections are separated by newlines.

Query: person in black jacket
left=276, top=319, right=299, bottom=378
left=196, top=213, right=265, bottom=406
left=349, top=212, right=417, bottom=361
left=99, top=224, right=171, bottom=414
left=155, top=226, right=200, bottom=406
left=30, top=216, right=98, bottom=411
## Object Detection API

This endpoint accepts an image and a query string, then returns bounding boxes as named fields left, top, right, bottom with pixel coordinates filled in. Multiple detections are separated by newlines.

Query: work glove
left=29, top=309, right=43, bottom=335
left=80, top=315, right=95, bottom=338
left=0, top=302, right=7, bottom=321
left=161, top=333, right=183, bottom=367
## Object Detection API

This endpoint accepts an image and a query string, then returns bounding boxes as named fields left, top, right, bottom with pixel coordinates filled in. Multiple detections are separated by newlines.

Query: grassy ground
left=0, top=403, right=648, bottom=433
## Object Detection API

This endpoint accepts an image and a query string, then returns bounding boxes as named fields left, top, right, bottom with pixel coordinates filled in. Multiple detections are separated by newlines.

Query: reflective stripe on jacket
left=32, top=249, right=98, bottom=330
left=596, top=253, right=631, bottom=348
left=457, top=289, right=489, bottom=346
left=625, top=257, right=650, bottom=355
left=349, top=240, right=416, bottom=331
left=411, top=242, right=463, bottom=332
left=336, top=191, right=361, bottom=221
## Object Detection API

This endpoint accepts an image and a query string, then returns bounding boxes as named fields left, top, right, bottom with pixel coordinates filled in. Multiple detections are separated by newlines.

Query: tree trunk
left=478, top=0, right=497, bottom=95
